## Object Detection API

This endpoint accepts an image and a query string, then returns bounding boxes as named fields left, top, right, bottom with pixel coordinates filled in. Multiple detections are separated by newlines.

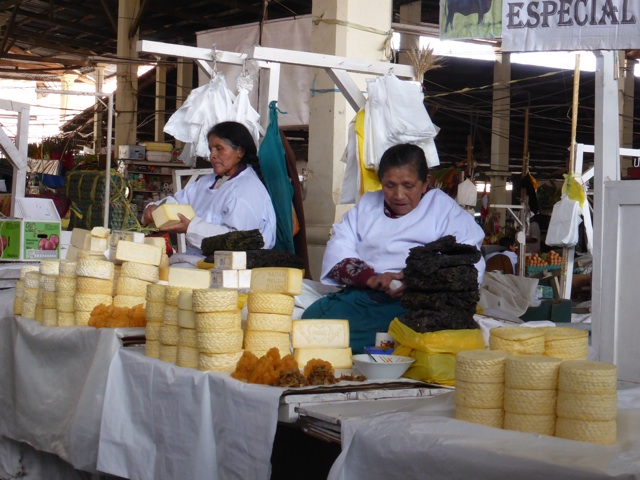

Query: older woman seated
left=302, top=143, right=485, bottom=353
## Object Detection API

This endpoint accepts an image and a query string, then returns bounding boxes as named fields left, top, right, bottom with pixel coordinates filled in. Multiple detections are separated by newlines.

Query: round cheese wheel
left=116, top=277, right=152, bottom=297
left=75, top=310, right=92, bottom=326
left=178, top=328, right=198, bottom=348
left=454, top=405, right=504, bottom=429
left=145, top=300, right=164, bottom=322
left=56, top=296, right=75, bottom=313
left=165, top=286, right=192, bottom=306
left=244, top=331, right=291, bottom=354
left=162, top=305, right=179, bottom=325
left=76, top=277, right=113, bottom=296
left=197, top=330, right=243, bottom=354
left=23, top=287, right=39, bottom=303
left=159, top=324, right=180, bottom=346
left=505, top=355, right=562, bottom=390
left=57, top=311, right=75, bottom=327
left=75, top=293, right=112, bottom=312
left=56, top=277, right=77, bottom=297
left=145, top=339, right=160, bottom=358
left=42, top=308, right=58, bottom=326
left=176, top=346, right=199, bottom=369
left=178, top=309, right=196, bottom=329
left=247, top=293, right=294, bottom=315
left=192, top=288, right=238, bottom=313
left=159, top=344, right=178, bottom=363
left=146, top=283, right=167, bottom=302
left=20, top=265, right=40, bottom=279
left=40, top=275, right=58, bottom=292
left=121, top=261, right=160, bottom=283
left=76, top=259, right=114, bottom=280
left=42, top=290, right=57, bottom=308
left=195, top=311, right=241, bottom=333
left=504, top=387, right=557, bottom=415
left=555, top=417, right=617, bottom=445
left=489, top=326, right=545, bottom=355
left=246, top=312, right=293, bottom=333
left=454, top=380, right=504, bottom=409
left=556, top=390, right=617, bottom=421
left=145, top=321, right=163, bottom=341
left=456, top=349, right=507, bottom=384
left=504, top=412, right=556, bottom=436
left=58, top=260, right=78, bottom=278
left=113, top=295, right=146, bottom=309
left=24, top=271, right=41, bottom=289
left=177, top=290, right=194, bottom=311
left=558, top=361, right=618, bottom=394
left=39, top=260, right=60, bottom=276
left=199, top=351, right=244, bottom=372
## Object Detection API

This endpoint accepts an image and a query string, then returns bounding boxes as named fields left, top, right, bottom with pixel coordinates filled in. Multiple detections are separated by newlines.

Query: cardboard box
left=118, top=145, right=146, bottom=160
left=0, top=198, right=61, bottom=261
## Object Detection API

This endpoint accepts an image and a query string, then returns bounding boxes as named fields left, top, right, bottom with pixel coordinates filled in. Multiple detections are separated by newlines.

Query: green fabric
left=258, top=101, right=295, bottom=253
left=302, top=287, right=407, bottom=354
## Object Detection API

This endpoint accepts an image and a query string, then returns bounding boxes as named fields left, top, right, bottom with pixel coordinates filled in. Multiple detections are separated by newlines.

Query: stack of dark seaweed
left=400, top=235, right=481, bottom=333
left=201, top=229, right=264, bottom=256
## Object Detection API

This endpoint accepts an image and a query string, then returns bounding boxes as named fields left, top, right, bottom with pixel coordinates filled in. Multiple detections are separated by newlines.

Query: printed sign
left=440, top=0, right=504, bottom=39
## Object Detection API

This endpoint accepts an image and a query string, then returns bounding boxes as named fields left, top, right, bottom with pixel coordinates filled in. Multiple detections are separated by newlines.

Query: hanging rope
left=312, top=15, right=394, bottom=61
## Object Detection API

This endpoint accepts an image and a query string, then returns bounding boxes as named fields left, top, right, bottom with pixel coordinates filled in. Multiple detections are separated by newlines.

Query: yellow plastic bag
left=388, top=319, right=485, bottom=386
left=563, top=173, right=586, bottom=207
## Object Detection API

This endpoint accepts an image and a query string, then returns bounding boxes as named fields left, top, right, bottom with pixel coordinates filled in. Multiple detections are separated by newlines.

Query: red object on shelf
left=627, top=167, right=640, bottom=179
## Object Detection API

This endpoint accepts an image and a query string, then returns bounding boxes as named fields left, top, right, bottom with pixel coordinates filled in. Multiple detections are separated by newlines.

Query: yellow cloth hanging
left=563, top=174, right=586, bottom=207
left=356, top=109, right=381, bottom=195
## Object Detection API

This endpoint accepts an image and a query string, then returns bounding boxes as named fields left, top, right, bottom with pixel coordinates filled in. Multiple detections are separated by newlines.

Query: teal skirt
left=301, top=287, right=407, bottom=354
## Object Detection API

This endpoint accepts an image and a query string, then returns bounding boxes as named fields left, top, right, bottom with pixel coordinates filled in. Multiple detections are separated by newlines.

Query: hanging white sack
left=456, top=178, right=477, bottom=207
left=339, top=116, right=360, bottom=205
left=545, top=194, right=582, bottom=247
left=234, top=74, right=261, bottom=149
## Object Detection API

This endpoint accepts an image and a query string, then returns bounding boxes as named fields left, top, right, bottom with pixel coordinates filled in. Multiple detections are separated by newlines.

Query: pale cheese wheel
left=505, top=355, right=562, bottom=390
left=177, top=290, right=193, bottom=310
left=42, top=308, right=58, bottom=326
left=178, top=309, right=196, bottom=329
left=454, top=406, right=504, bottom=429
left=21, top=301, right=37, bottom=319
left=504, top=388, right=557, bottom=415
left=146, top=283, right=167, bottom=302
left=56, top=277, right=77, bottom=297
left=39, top=260, right=60, bottom=276
left=247, top=293, right=294, bottom=315
left=454, top=380, right=504, bottom=409
left=35, top=304, right=44, bottom=322
left=58, top=260, right=78, bottom=278
left=24, top=271, right=41, bottom=289
left=76, top=277, right=113, bottom=295
left=23, top=287, right=39, bottom=303
left=76, top=259, right=114, bottom=280
left=145, top=321, right=163, bottom=341
left=544, top=327, right=589, bottom=361
left=145, top=339, right=160, bottom=358
left=165, top=286, right=192, bottom=306
left=20, top=265, right=40, bottom=279
left=455, top=349, right=507, bottom=384
left=244, top=331, right=291, bottom=354
left=75, top=310, right=93, bottom=326
left=146, top=301, right=165, bottom=322
left=13, top=297, right=23, bottom=315
left=176, top=346, right=199, bottom=368
left=116, top=276, right=152, bottom=297
left=159, top=344, right=178, bottom=363
left=192, top=288, right=238, bottom=313
left=195, top=311, right=241, bottom=333
left=198, top=351, right=243, bottom=372
left=489, top=327, right=545, bottom=355
left=41, top=275, right=58, bottom=292
left=57, top=311, right=76, bottom=326
left=163, top=305, right=179, bottom=325
left=113, top=295, right=146, bottom=309
left=504, top=412, right=556, bottom=436
left=159, top=324, right=180, bottom=346
left=75, top=293, right=113, bottom=312
left=246, top=312, right=293, bottom=333
left=14, top=280, right=24, bottom=297
left=556, top=391, right=617, bottom=421
left=178, top=328, right=198, bottom=348
left=558, top=361, right=618, bottom=394
left=555, top=417, right=617, bottom=445
left=42, top=290, right=57, bottom=308
left=197, top=330, right=244, bottom=354
left=56, top=296, right=75, bottom=313
left=121, top=261, right=160, bottom=283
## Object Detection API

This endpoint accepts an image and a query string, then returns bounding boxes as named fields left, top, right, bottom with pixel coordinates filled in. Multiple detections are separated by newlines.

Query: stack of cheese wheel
left=56, top=260, right=78, bottom=327
left=159, top=286, right=191, bottom=363
left=193, top=288, right=243, bottom=371
left=114, top=261, right=158, bottom=308
left=39, top=260, right=60, bottom=326
left=245, top=267, right=303, bottom=358
left=22, top=270, right=41, bottom=320
left=543, top=327, right=589, bottom=361
left=34, top=272, right=46, bottom=322
left=176, top=290, right=199, bottom=368
left=504, top=355, right=562, bottom=435
left=490, top=326, right=545, bottom=356
left=13, top=276, right=24, bottom=316
left=454, top=350, right=508, bottom=428
left=144, top=283, right=166, bottom=358
left=75, top=259, right=114, bottom=326
left=556, top=360, right=618, bottom=445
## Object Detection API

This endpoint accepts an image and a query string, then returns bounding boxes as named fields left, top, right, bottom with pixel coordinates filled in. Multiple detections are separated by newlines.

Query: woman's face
left=380, top=166, right=427, bottom=215
left=209, top=135, right=244, bottom=176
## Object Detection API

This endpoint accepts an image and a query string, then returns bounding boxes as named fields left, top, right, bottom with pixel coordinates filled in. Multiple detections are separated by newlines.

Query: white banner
left=502, top=0, right=640, bottom=52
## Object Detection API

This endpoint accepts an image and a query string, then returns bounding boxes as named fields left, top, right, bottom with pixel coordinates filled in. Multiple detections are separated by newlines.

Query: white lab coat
left=321, top=189, right=486, bottom=285
left=150, top=166, right=276, bottom=256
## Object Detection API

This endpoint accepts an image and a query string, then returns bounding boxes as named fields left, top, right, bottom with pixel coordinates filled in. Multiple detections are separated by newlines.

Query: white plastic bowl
left=351, top=354, right=415, bottom=380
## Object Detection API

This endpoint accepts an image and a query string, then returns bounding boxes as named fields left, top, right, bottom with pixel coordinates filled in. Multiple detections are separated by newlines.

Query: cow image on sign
left=444, top=0, right=495, bottom=32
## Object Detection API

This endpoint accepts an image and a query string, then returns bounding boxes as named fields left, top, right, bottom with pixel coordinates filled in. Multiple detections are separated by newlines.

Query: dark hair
left=207, top=121, right=266, bottom=185
left=499, top=236, right=516, bottom=248
left=377, top=143, right=428, bottom=182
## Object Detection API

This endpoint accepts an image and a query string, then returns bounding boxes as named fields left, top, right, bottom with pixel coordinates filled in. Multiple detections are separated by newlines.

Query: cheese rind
left=168, top=267, right=211, bottom=289
left=152, top=203, right=195, bottom=229
left=76, top=259, right=115, bottom=280
left=192, top=288, right=238, bottom=312
left=197, top=331, right=244, bottom=354
left=291, top=320, right=350, bottom=349
left=214, top=251, right=246, bottom=270
left=247, top=313, right=293, bottom=333
left=247, top=293, right=294, bottom=315
left=250, top=267, right=303, bottom=296
left=199, top=351, right=243, bottom=372
left=116, top=277, right=152, bottom=297
left=293, top=347, right=353, bottom=370
left=121, top=262, right=160, bottom=283
left=115, top=241, right=162, bottom=266
left=195, top=311, right=241, bottom=333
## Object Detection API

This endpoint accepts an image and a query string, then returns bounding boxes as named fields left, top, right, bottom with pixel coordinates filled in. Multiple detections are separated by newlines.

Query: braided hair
left=206, top=122, right=267, bottom=186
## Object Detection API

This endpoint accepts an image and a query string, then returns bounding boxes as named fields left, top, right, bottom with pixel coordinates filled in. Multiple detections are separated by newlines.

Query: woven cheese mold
left=505, top=355, right=562, bottom=390
left=176, top=346, right=200, bottom=368
left=197, top=330, right=243, bottom=354
left=56, top=296, right=75, bottom=313
left=162, top=305, right=179, bottom=325
left=42, top=291, right=57, bottom=308
left=504, top=412, right=556, bottom=436
left=455, top=349, right=507, bottom=384
left=24, top=271, right=41, bottom=289
left=454, top=380, right=504, bottom=409
left=76, top=259, right=115, bottom=280
left=146, top=283, right=167, bottom=302
left=198, top=350, right=243, bottom=372
left=56, top=277, right=77, bottom=297
left=178, top=309, right=196, bottom=329
left=113, top=295, right=146, bottom=309
left=75, top=310, right=92, bottom=326
left=145, top=339, right=161, bottom=358
left=558, top=361, right=618, bottom=394
left=116, top=277, right=152, bottom=297
left=76, top=277, right=114, bottom=296
left=454, top=405, right=504, bottom=429
left=121, top=261, right=160, bottom=283
left=57, top=312, right=76, bottom=327
left=145, top=321, right=162, bottom=341
left=21, top=301, right=37, bottom=319
left=543, top=327, right=589, bottom=361
left=159, top=324, right=180, bottom=346
left=178, top=328, right=198, bottom=348
left=192, top=288, right=239, bottom=313
left=244, top=331, right=291, bottom=353
left=177, top=290, right=194, bottom=310
left=75, top=293, right=113, bottom=312
left=41, top=275, right=58, bottom=292
left=246, top=312, right=293, bottom=333
left=556, top=391, right=617, bottom=421
left=165, top=286, right=192, bottom=306
left=39, top=260, right=60, bottom=276
left=159, top=344, right=178, bottom=363
left=247, top=292, right=294, bottom=315
left=58, top=260, right=78, bottom=278
left=23, top=287, right=38, bottom=303
left=504, top=388, right=557, bottom=415
left=489, top=326, right=545, bottom=355
left=145, top=301, right=164, bottom=322
left=195, top=310, right=241, bottom=333
left=555, top=417, right=617, bottom=445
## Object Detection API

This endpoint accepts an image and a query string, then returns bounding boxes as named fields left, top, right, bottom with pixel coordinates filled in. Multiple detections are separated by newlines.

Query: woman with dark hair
left=142, top=121, right=276, bottom=264
left=302, top=143, right=485, bottom=353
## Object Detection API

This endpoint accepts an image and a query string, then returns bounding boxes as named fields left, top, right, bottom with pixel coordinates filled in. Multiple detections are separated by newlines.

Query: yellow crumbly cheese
left=83, top=235, right=108, bottom=252
left=490, top=326, right=546, bottom=355
left=151, top=203, right=195, bottom=229
left=555, top=417, right=617, bottom=445
left=75, top=293, right=113, bottom=312
left=42, top=308, right=57, bottom=326
left=121, top=261, right=160, bottom=283
left=116, top=241, right=162, bottom=266
left=291, top=319, right=349, bottom=349
left=177, top=290, right=193, bottom=310
left=116, top=277, right=152, bottom=297
left=146, top=283, right=167, bottom=302
left=42, top=291, right=57, bottom=308
left=57, top=311, right=75, bottom=327
left=505, top=355, right=562, bottom=390
left=558, top=361, right=618, bottom=394
left=159, top=344, right=178, bottom=363
left=556, top=391, right=617, bottom=421
left=214, top=251, right=246, bottom=270
left=195, top=311, right=241, bottom=333
left=24, top=271, right=41, bottom=289
left=56, top=296, right=75, bottom=313
left=504, top=388, right=557, bottom=415
left=76, top=277, right=113, bottom=296
left=192, top=288, right=238, bottom=312
left=39, top=260, right=60, bottom=276
left=146, top=300, right=164, bottom=322
left=197, top=330, right=244, bottom=354
left=247, top=313, right=293, bottom=333
left=159, top=324, right=180, bottom=346
left=168, top=267, right=211, bottom=289
left=455, top=349, right=508, bottom=384
left=178, top=328, right=198, bottom=348
left=293, top=347, right=353, bottom=370
left=58, top=260, right=77, bottom=278
left=176, top=346, right=199, bottom=369
left=145, top=321, right=163, bottom=341
left=165, top=286, right=192, bottom=306
left=244, top=331, right=291, bottom=354
left=145, top=339, right=160, bottom=358
left=454, top=380, right=504, bottom=409
left=247, top=293, right=295, bottom=315
left=113, top=295, right=146, bottom=308
left=454, top=405, right=504, bottom=429
left=504, top=412, right=556, bottom=436
left=198, top=351, right=243, bottom=372
left=76, top=259, right=115, bottom=280
left=250, top=267, right=303, bottom=296
left=178, top=309, right=196, bottom=329
left=211, top=269, right=239, bottom=289
left=163, top=305, right=179, bottom=325
left=56, top=277, right=76, bottom=296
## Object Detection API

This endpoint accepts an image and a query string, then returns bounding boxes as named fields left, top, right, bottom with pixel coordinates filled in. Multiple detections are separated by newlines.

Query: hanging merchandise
left=546, top=194, right=582, bottom=247
left=339, top=115, right=360, bottom=204
left=480, top=184, right=489, bottom=220
left=456, top=178, right=477, bottom=207
left=258, top=101, right=295, bottom=253
left=234, top=73, right=261, bottom=149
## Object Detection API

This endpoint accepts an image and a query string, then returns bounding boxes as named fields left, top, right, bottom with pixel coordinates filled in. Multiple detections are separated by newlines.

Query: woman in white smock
left=142, top=121, right=276, bottom=266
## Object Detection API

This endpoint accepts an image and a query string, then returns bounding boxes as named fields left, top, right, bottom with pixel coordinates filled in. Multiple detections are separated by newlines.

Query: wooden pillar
left=155, top=64, right=166, bottom=142
left=489, top=51, right=511, bottom=220
left=621, top=56, right=636, bottom=176
left=94, top=63, right=105, bottom=153
left=115, top=0, right=140, bottom=150
left=397, top=1, right=421, bottom=66
left=59, top=72, right=78, bottom=123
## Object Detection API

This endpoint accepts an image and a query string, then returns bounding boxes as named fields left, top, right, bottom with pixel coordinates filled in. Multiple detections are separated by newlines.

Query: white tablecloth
left=97, top=348, right=284, bottom=480
left=329, top=390, right=640, bottom=480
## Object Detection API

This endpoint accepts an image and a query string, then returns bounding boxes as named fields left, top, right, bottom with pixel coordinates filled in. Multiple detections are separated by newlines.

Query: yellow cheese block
left=84, top=235, right=108, bottom=252
left=195, top=311, right=241, bottom=333
left=292, top=319, right=350, bottom=349
left=247, top=293, right=294, bottom=315
left=145, top=339, right=160, bottom=358
left=293, top=347, right=353, bottom=370
left=505, top=355, right=562, bottom=390
left=250, top=267, right=303, bottom=296
left=178, top=309, right=196, bottom=329
left=454, top=380, right=504, bottom=409
left=121, top=261, right=160, bottom=283
left=454, top=405, right=504, bottom=429
left=504, top=388, right=557, bottom=415
left=558, top=361, right=618, bottom=394
left=555, top=417, right=617, bottom=445
left=504, top=412, right=556, bottom=436
left=192, top=288, right=238, bottom=312
left=199, top=351, right=243, bottom=372
left=247, top=312, right=293, bottom=333
left=214, top=251, right=246, bottom=270
left=151, top=203, right=195, bottom=229
left=197, top=330, right=244, bottom=354
left=168, top=267, right=211, bottom=289
left=115, top=241, right=161, bottom=266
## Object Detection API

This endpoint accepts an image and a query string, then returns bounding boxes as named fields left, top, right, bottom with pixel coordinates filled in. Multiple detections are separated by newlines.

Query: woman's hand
left=142, top=204, right=158, bottom=226
left=159, top=213, right=191, bottom=234
left=366, top=272, right=405, bottom=298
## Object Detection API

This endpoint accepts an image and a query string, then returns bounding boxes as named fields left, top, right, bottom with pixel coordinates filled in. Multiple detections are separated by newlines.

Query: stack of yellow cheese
left=454, top=350, right=507, bottom=428
left=144, top=236, right=170, bottom=272
left=245, top=267, right=303, bottom=358
left=39, top=260, right=60, bottom=326
left=159, top=285, right=191, bottom=363
left=556, top=360, right=618, bottom=445
left=56, top=260, right=78, bottom=326
left=211, top=251, right=252, bottom=291
left=75, top=259, right=114, bottom=326
left=489, top=326, right=545, bottom=356
left=504, top=355, right=562, bottom=435
left=114, top=261, right=158, bottom=308
left=17, top=266, right=40, bottom=319
left=77, top=227, right=111, bottom=260
left=144, top=283, right=166, bottom=358
left=292, top=320, right=353, bottom=369
left=176, top=290, right=199, bottom=368
left=543, top=327, right=589, bottom=361
left=193, top=288, right=243, bottom=371
left=13, top=275, right=25, bottom=316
